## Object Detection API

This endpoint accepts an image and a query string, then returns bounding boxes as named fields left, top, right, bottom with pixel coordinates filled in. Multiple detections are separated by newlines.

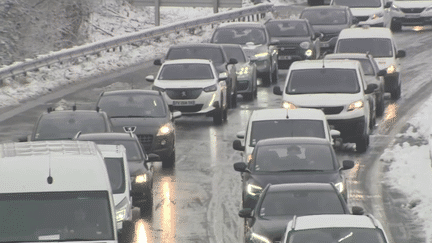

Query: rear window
left=104, top=157, right=126, bottom=194
left=98, top=94, right=167, bottom=118
left=336, top=38, right=393, bottom=58
left=301, top=9, right=347, bottom=25
left=211, top=27, right=267, bottom=45
left=265, top=21, right=310, bottom=37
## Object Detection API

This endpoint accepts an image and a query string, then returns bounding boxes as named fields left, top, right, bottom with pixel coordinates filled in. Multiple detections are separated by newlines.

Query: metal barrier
left=0, top=3, right=275, bottom=85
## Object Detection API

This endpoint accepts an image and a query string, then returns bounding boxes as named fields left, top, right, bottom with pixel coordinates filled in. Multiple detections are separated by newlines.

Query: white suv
left=232, top=108, right=341, bottom=162
left=146, top=59, right=228, bottom=125
left=273, top=59, right=377, bottom=152
left=390, top=0, right=432, bottom=32
left=330, top=0, right=392, bottom=27
left=334, top=26, right=406, bottom=100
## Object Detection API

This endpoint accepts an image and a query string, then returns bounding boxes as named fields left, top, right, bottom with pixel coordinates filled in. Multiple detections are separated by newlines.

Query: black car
left=239, top=183, right=358, bottom=243
left=154, top=43, right=238, bottom=108
left=74, top=132, right=160, bottom=216
left=265, top=19, right=321, bottom=69
left=22, top=107, right=113, bottom=142
left=96, top=90, right=181, bottom=168
left=234, top=137, right=354, bottom=209
left=300, top=5, right=358, bottom=54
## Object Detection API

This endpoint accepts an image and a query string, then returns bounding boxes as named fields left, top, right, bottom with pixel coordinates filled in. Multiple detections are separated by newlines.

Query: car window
left=301, top=9, right=347, bottom=25
left=166, top=47, right=225, bottom=64
left=336, top=38, right=393, bottom=57
left=212, top=28, right=267, bottom=45
left=98, top=94, right=167, bottom=118
left=253, top=144, right=336, bottom=172
left=157, top=63, right=214, bottom=80
left=287, top=69, right=360, bottom=94
left=265, top=21, right=310, bottom=37
left=288, top=228, right=387, bottom=243
left=86, top=139, right=143, bottom=161
left=250, top=120, right=326, bottom=146
left=259, top=190, right=345, bottom=217
left=332, top=0, right=382, bottom=7
left=104, top=157, right=126, bottom=194
left=222, top=46, right=246, bottom=63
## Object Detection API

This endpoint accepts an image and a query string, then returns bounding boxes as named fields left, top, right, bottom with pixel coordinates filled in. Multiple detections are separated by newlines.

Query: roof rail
left=73, top=131, right=82, bottom=140
left=366, top=214, right=380, bottom=228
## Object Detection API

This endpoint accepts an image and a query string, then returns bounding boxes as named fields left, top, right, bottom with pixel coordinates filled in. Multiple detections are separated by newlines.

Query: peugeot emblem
left=123, top=126, right=136, bottom=133
left=181, top=91, right=187, bottom=97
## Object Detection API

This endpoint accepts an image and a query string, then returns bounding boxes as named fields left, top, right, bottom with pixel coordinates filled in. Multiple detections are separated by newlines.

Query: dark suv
left=74, top=132, right=160, bottom=216
left=155, top=43, right=238, bottom=108
left=96, top=90, right=181, bottom=168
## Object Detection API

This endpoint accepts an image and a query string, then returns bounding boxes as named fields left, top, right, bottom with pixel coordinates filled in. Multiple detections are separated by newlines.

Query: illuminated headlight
left=282, top=101, right=297, bottom=109
left=250, top=232, right=271, bottom=243
left=236, top=66, right=250, bottom=76
left=391, top=4, right=401, bottom=12
left=203, top=84, right=218, bottom=92
left=219, top=72, right=228, bottom=80
left=157, top=123, right=174, bottom=136
left=247, top=154, right=253, bottom=163
left=115, top=198, right=129, bottom=222
left=247, top=184, right=263, bottom=196
left=255, top=52, right=269, bottom=58
left=347, top=100, right=364, bottom=111
left=371, top=12, right=384, bottom=20
left=335, top=182, right=344, bottom=193
left=305, top=49, right=313, bottom=57
left=300, top=41, right=311, bottom=49
left=152, top=86, right=165, bottom=92
left=135, top=174, right=148, bottom=183
left=387, top=65, right=396, bottom=74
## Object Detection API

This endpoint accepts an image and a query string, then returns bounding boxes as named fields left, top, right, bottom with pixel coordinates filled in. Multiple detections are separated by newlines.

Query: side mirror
left=18, top=135, right=30, bottom=142
left=396, top=50, right=406, bottom=58
left=233, top=162, right=249, bottom=172
left=352, top=17, right=359, bottom=25
left=315, top=32, right=323, bottom=39
left=384, top=1, right=392, bottom=8
left=341, top=160, right=355, bottom=170
left=273, top=86, right=283, bottom=95
left=154, top=59, right=162, bottom=66
left=219, top=72, right=228, bottom=81
left=377, top=69, right=387, bottom=77
left=239, top=208, right=253, bottom=218
left=146, top=153, right=161, bottom=163
left=236, top=131, right=246, bottom=139
left=172, top=111, right=182, bottom=119
left=330, top=129, right=341, bottom=138
left=233, top=139, right=245, bottom=151
left=145, top=75, right=155, bottom=82
left=228, top=58, right=238, bottom=65
left=351, top=206, right=365, bottom=215
left=365, top=83, right=378, bottom=94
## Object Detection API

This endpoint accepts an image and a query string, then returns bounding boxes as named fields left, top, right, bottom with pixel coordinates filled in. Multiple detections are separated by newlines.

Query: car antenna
left=322, top=56, right=325, bottom=68
left=47, top=154, right=53, bottom=184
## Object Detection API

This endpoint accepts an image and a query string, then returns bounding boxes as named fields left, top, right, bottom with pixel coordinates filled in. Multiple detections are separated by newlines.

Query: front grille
left=237, top=81, right=249, bottom=91
left=356, top=16, right=369, bottom=22
left=136, top=134, right=153, bottom=151
left=169, top=105, right=204, bottom=113
left=401, top=8, right=425, bottom=14
left=166, top=88, right=202, bottom=99
left=306, top=106, right=344, bottom=115
left=278, top=46, right=298, bottom=55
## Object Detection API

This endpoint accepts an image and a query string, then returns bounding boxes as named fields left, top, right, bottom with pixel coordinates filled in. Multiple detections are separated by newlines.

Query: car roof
left=250, top=108, right=327, bottom=121
left=325, top=53, right=372, bottom=60
left=266, top=19, right=308, bottom=24
left=268, top=183, right=335, bottom=192
left=302, top=5, right=350, bottom=11
left=217, top=22, right=266, bottom=28
left=338, top=26, right=393, bottom=39
left=162, top=59, right=214, bottom=65
left=169, top=43, right=223, bottom=49
left=291, top=214, right=378, bottom=230
left=256, top=137, right=331, bottom=147
left=290, top=59, right=361, bottom=70
left=100, top=89, right=162, bottom=97
left=76, top=132, right=137, bottom=141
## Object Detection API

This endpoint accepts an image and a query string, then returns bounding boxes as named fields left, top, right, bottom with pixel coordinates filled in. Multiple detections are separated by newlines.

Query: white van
left=0, top=140, right=119, bottom=243
left=97, top=144, right=133, bottom=232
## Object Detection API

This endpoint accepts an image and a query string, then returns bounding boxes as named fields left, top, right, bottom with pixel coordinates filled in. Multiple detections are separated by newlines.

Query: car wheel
left=243, top=93, right=253, bottom=101
left=139, top=194, right=153, bottom=218
left=223, top=106, right=228, bottom=121
left=369, top=112, right=376, bottom=130
left=391, top=84, right=401, bottom=100
left=162, top=151, right=175, bottom=168
left=390, top=21, right=402, bottom=32
left=213, top=108, right=223, bottom=125
left=376, top=93, right=385, bottom=117
left=118, top=220, right=134, bottom=243
left=261, top=72, right=272, bottom=87
left=356, top=134, right=369, bottom=153
left=271, top=65, right=278, bottom=84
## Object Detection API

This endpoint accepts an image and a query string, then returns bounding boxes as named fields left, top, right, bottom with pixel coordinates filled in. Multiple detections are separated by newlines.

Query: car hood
left=248, top=171, right=339, bottom=187
left=271, top=36, right=311, bottom=45
left=284, top=93, right=362, bottom=107
left=155, top=79, right=215, bottom=89
left=393, top=1, right=432, bottom=8
left=253, top=215, right=294, bottom=240
left=109, top=117, right=167, bottom=134
left=350, top=8, right=382, bottom=17
left=310, top=25, right=346, bottom=34
left=374, top=57, right=395, bottom=69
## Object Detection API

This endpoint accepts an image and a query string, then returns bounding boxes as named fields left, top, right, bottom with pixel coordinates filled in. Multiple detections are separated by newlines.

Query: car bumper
left=237, top=77, right=254, bottom=94
left=165, top=91, right=221, bottom=115
left=358, top=17, right=386, bottom=27
left=252, top=58, right=271, bottom=73
left=327, top=116, right=366, bottom=142
left=136, top=133, right=175, bottom=156
left=384, top=72, right=400, bottom=92
left=391, top=10, right=432, bottom=26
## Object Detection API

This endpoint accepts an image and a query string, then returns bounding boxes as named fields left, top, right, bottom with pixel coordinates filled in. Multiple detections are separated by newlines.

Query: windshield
left=85, top=139, right=143, bottom=161
left=212, top=28, right=267, bottom=45
left=167, top=47, right=225, bottom=64
left=332, top=0, right=381, bottom=7
left=287, top=69, right=360, bottom=94
left=34, top=113, right=108, bottom=140
left=253, top=144, right=336, bottom=172
left=337, top=38, right=393, bottom=58
left=104, top=157, right=126, bottom=194
left=301, top=9, right=347, bottom=25
left=288, top=228, right=387, bottom=243
left=98, top=94, right=167, bottom=118
left=250, top=120, right=326, bottom=146
left=158, top=63, right=214, bottom=80
left=265, top=21, right=310, bottom=37
left=0, top=191, right=114, bottom=242
left=259, top=190, right=345, bottom=217
left=222, top=46, right=246, bottom=63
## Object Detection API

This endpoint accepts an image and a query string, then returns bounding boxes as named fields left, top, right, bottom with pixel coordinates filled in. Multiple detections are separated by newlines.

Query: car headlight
left=371, top=12, right=384, bottom=20
left=305, top=49, right=313, bottom=57
left=391, top=4, right=401, bottom=12
left=387, top=65, right=396, bottom=74
left=236, top=66, right=251, bottom=76
left=347, top=100, right=364, bottom=111
left=250, top=232, right=271, bottom=243
left=152, top=86, right=165, bottom=92
left=334, top=182, right=344, bottom=193
left=282, top=101, right=297, bottom=109
left=203, top=84, right=218, bottom=92
left=115, top=197, right=130, bottom=222
left=300, top=41, right=311, bottom=49
left=426, top=5, right=432, bottom=11
left=255, top=52, right=269, bottom=58
left=247, top=184, right=263, bottom=196
left=135, top=174, right=148, bottom=183
left=157, top=122, right=174, bottom=136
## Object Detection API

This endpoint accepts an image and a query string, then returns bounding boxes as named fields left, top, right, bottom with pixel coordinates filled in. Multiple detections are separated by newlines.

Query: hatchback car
left=390, top=0, right=432, bottom=32
left=281, top=214, right=390, bottom=243
left=96, top=90, right=181, bottom=168
left=239, top=183, right=353, bottom=243
left=330, top=0, right=392, bottom=27
left=265, top=19, right=321, bottom=69
left=234, top=137, right=354, bottom=209
left=300, top=5, right=358, bottom=54
left=334, top=26, right=406, bottom=100
left=210, top=22, right=278, bottom=86
left=74, top=132, right=160, bottom=216
left=147, top=59, right=228, bottom=125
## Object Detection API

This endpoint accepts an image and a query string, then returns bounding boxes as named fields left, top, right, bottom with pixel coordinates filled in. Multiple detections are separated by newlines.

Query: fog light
left=161, top=139, right=167, bottom=146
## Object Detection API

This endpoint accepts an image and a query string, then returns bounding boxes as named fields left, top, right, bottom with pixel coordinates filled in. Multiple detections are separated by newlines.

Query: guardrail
left=0, top=3, right=275, bottom=86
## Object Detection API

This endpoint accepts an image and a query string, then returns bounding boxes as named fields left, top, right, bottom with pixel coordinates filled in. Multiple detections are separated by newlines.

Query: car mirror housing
left=154, top=59, right=162, bottom=66
left=330, top=129, right=341, bottom=138
left=233, top=162, right=248, bottom=172
left=236, top=131, right=246, bottom=139
left=145, top=75, right=155, bottom=82
left=396, top=50, right=406, bottom=58
left=238, top=208, right=253, bottom=218
left=146, top=153, right=161, bottom=163
left=352, top=206, right=365, bottom=215
left=365, top=83, right=378, bottom=94
left=273, top=86, right=283, bottom=95
left=172, top=111, right=182, bottom=119
left=228, top=58, right=238, bottom=65
left=377, top=69, right=387, bottom=77
left=233, top=139, right=245, bottom=151
left=342, top=160, right=355, bottom=170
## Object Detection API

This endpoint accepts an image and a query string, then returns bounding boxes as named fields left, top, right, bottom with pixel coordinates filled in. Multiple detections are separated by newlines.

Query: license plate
left=406, top=14, right=420, bottom=18
left=278, top=55, right=292, bottom=60
left=173, top=100, right=195, bottom=106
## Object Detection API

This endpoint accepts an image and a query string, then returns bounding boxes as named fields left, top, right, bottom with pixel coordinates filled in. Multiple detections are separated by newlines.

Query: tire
left=271, top=65, right=278, bottom=84
left=213, top=108, right=223, bottom=125
left=390, top=21, right=402, bottom=32
left=369, top=111, right=376, bottom=130
left=376, top=93, right=385, bottom=117
left=243, top=93, right=253, bottom=101
left=356, top=134, right=369, bottom=153
left=162, top=151, right=175, bottom=168
left=391, top=84, right=401, bottom=100
left=223, top=106, right=228, bottom=121
left=261, top=72, right=272, bottom=87
left=139, top=194, right=153, bottom=218
left=118, top=220, right=134, bottom=243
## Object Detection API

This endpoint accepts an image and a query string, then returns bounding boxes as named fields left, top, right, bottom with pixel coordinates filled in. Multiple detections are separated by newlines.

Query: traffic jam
left=1, top=0, right=432, bottom=242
